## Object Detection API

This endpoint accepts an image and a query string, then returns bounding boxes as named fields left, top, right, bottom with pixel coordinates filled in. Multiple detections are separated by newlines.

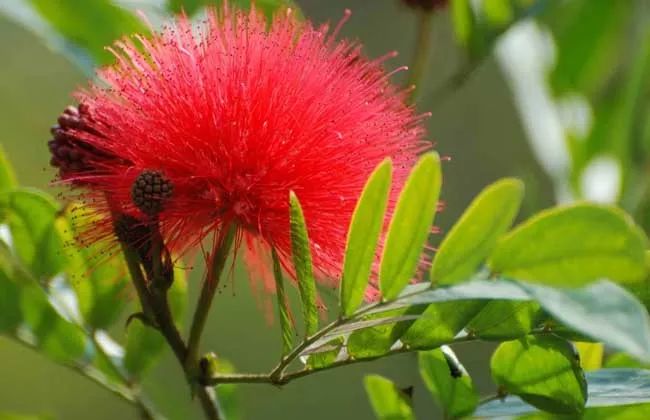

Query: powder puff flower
left=49, top=5, right=431, bottom=301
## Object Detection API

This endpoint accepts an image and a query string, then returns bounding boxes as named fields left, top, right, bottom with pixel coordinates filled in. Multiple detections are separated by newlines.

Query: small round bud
left=131, top=170, right=174, bottom=216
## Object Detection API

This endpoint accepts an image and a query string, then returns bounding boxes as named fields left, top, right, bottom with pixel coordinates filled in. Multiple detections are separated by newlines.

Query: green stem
left=268, top=316, right=346, bottom=380
left=267, top=283, right=429, bottom=379
left=424, top=60, right=481, bottom=111
left=186, top=224, right=237, bottom=372
left=205, top=328, right=552, bottom=387
left=407, top=10, right=435, bottom=102
left=478, top=394, right=503, bottom=406
left=9, top=335, right=157, bottom=419
left=90, top=333, right=159, bottom=420
left=11, top=230, right=159, bottom=420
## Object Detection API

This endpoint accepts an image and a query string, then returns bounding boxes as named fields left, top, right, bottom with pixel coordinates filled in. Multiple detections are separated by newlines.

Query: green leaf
left=167, top=0, right=205, bottom=14
left=488, top=204, right=648, bottom=286
left=400, top=301, right=484, bottom=349
left=309, top=279, right=529, bottom=347
left=90, top=336, right=129, bottom=387
left=59, top=208, right=129, bottom=329
left=347, top=307, right=422, bottom=359
left=574, top=342, right=603, bottom=371
left=20, top=283, right=88, bottom=364
left=548, top=0, right=630, bottom=96
left=491, top=335, right=587, bottom=415
left=581, top=403, right=650, bottom=420
left=419, top=347, right=478, bottom=418
left=605, top=353, right=649, bottom=369
left=167, top=0, right=299, bottom=18
left=522, top=280, right=650, bottom=362
left=305, top=279, right=525, bottom=356
left=125, top=265, right=187, bottom=377
left=0, top=266, right=23, bottom=332
left=481, top=0, right=514, bottom=27
left=450, top=0, right=541, bottom=60
left=341, top=159, right=392, bottom=317
left=451, top=0, right=474, bottom=48
left=0, top=414, right=53, bottom=420
left=0, top=145, right=16, bottom=194
left=380, top=152, right=441, bottom=301
left=311, top=278, right=650, bottom=363
left=271, top=248, right=293, bottom=356
left=1, top=189, right=68, bottom=279
left=0, top=238, right=88, bottom=364
left=289, top=191, right=318, bottom=337
left=478, top=369, right=650, bottom=417
left=364, top=375, right=414, bottom=420
left=26, top=0, right=147, bottom=66
left=124, top=321, right=163, bottom=379
left=467, top=301, right=541, bottom=340
left=370, top=278, right=529, bottom=314
left=306, top=337, right=343, bottom=369
left=432, top=178, right=523, bottom=286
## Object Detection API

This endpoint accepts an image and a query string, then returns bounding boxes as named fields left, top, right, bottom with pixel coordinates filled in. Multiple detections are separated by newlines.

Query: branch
left=424, top=58, right=484, bottom=111
left=186, top=224, right=237, bottom=370
left=9, top=335, right=158, bottom=419
left=203, top=322, right=552, bottom=387
left=7, top=235, right=160, bottom=420
left=121, top=231, right=223, bottom=420
left=406, top=10, right=436, bottom=102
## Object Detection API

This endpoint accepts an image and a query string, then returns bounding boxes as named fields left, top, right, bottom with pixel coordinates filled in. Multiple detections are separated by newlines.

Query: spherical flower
left=52, top=6, right=431, bottom=299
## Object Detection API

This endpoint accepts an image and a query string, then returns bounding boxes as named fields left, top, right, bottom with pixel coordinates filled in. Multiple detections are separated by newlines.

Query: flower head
left=52, top=6, right=431, bottom=298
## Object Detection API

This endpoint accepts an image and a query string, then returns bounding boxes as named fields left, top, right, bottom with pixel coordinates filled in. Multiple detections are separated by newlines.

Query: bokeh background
left=0, top=0, right=648, bottom=418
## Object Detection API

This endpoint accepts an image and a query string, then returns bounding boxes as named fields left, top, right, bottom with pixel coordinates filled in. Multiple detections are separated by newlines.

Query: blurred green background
left=1, top=0, right=648, bottom=418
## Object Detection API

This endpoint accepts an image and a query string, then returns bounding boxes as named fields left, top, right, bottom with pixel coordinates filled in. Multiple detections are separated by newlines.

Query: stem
left=9, top=335, right=157, bottom=419
left=10, top=227, right=159, bottom=420
left=121, top=243, right=156, bottom=322
left=90, top=333, right=159, bottom=420
left=478, top=394, right=502, bottom=406
left=120, top=230, right=223, bottom=420
left=186, top=224, right=237, bottom=371
left=147, top=283, right=222, bottom=420
left=406, top=10, right=435, bottom=102
left=205, top=329, right=552, bottom=387
left=267, top=285, right=428, bottom=379
left=424, top=60, right=481, bottom=111
left=221, top=335, right=478, bottom=385
left=197, top=387, right=223, bottom=419
left=268, top=316, right=346, bottom=380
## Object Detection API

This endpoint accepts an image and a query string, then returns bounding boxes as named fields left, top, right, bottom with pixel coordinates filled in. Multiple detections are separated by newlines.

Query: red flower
left=54, top=6, right=431, bottom=299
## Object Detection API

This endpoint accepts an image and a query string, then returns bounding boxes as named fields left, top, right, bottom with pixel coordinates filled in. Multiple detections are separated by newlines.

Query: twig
left=7, top=233, right=160, bottom=420
left=203, top=323, right=551, bottom=387
left=186, top=224, right=237, bottom=373
left=120, top=227, right=225, bottom=420
left=423, top=57, right=485, bottom=111
left=8, top=335, right=157, bottom=419
left=407, top=10, right=436, bottom=102
left=478, top=394, right=503, bottom=406
left=90, top=332, right=159, bottom=420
